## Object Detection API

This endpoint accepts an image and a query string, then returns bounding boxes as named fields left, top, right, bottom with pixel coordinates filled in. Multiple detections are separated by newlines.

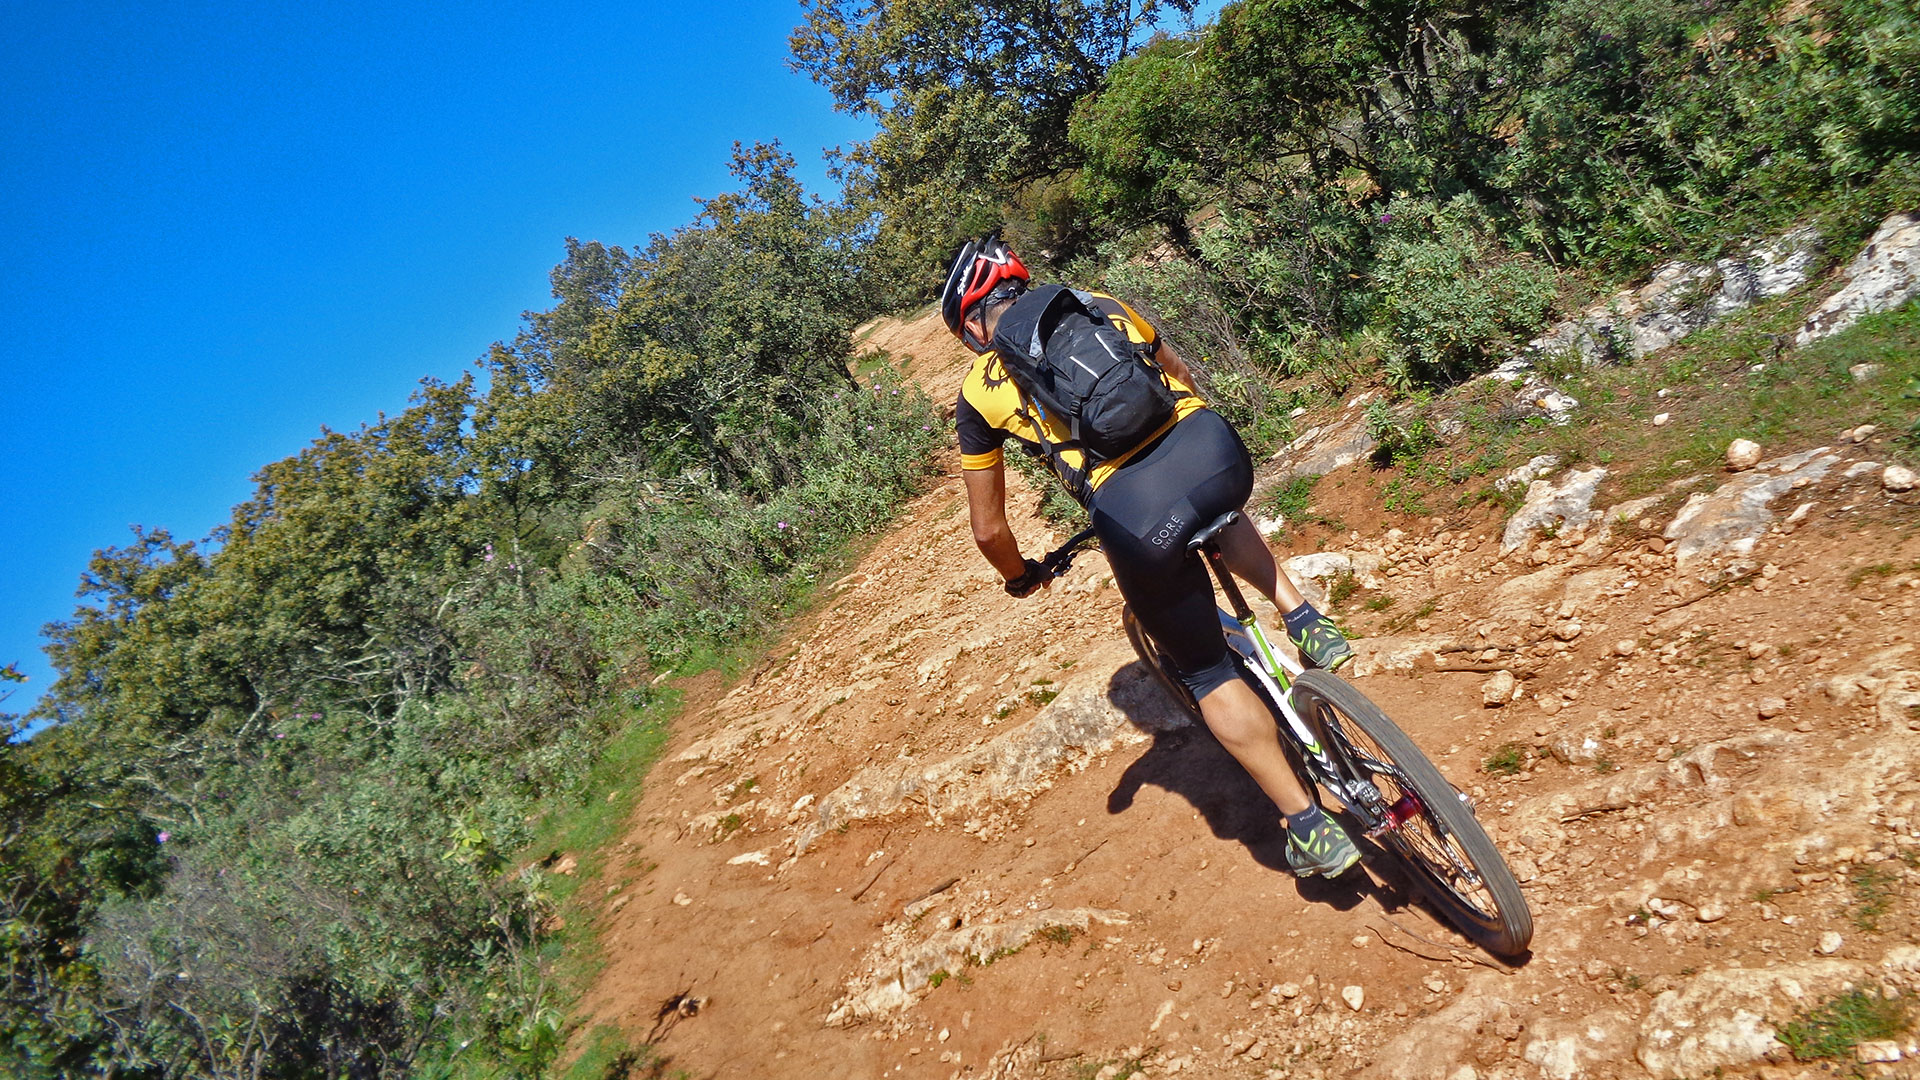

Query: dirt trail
left=577, top=313, right=1920, bottom=1080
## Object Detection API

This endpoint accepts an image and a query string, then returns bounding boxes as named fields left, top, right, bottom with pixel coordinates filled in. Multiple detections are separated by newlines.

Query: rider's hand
left=1003, top=558, right=1050, bottom=598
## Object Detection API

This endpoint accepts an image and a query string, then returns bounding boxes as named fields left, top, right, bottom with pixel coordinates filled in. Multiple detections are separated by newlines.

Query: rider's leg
left=1196, top=677, right=1312, bottom=815
left=1217, top=514, right=1304, bottom=611
left=1219, top=515, right=1352, bottom=670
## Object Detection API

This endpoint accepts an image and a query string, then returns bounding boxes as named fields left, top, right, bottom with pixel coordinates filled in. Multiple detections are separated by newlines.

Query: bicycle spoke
left=1289, top=670, right=1532, bottom=956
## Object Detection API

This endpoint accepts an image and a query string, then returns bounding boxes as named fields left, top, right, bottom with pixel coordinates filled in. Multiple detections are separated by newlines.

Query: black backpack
left=990, top=285, right=1179, bottom=499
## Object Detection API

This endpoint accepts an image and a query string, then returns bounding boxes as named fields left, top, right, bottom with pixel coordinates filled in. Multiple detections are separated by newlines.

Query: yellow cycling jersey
left=955, top=291, right=1206, bottom=493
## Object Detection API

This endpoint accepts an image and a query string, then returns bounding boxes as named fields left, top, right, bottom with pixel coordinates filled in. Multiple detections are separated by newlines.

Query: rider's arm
left=962, top=463, right=1031, bottom=583
left=1153, top=338, right=1195, bottom=388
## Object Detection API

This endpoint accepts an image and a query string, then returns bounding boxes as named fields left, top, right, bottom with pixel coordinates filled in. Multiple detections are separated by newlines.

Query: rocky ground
left=573, top=232, right=1920, bottom=1079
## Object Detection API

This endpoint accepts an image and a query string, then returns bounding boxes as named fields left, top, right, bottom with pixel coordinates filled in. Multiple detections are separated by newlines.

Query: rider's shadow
left=1103, top=663, right=1417, bottom=914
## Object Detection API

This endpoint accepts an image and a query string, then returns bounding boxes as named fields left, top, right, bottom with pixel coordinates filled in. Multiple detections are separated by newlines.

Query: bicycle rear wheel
left=1122, top=604, right=1201, bottom=719
left=1289, top=670, right=1533, bottom=956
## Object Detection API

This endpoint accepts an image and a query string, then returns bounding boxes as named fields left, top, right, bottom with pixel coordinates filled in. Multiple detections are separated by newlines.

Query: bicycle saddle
left=1186, top=510, right=1241, bottom=553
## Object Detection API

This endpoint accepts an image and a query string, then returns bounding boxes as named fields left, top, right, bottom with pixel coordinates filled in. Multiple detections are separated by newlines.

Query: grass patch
left=1364, top=594, right=1397, bottom=613
left=1482, top=743, right=1527, bottom=776
left=1778, top=988, right=1911, bottom=1062
left=1381, top=597, right=1438, bottom=634
left=1333, top=295, right=1920, bottom=517
left=1037, top=925, right=1080, bottom=946
left=1851, top=865, right=1899, bottom=932
left=1028, top=686, right=1059, bottom=706
left=1327, top=570, right=1360, bottom=609
left=560, top=1025, right=659, bottom=1080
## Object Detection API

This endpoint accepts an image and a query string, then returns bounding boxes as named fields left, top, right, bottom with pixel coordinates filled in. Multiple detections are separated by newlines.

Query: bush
left=1368, top=196, right=1559, bottom=383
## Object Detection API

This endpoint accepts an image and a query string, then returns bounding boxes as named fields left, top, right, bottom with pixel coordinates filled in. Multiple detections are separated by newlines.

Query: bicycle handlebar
left=1038, top=526, right=1101, bottom=579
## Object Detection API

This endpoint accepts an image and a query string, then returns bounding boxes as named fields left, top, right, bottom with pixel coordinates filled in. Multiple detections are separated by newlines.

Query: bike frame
left=1191, top=545, right=1375, bottom=822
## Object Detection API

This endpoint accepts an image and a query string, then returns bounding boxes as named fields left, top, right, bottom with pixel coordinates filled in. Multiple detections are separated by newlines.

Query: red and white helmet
left=940, top=234, right=1029, bottom=351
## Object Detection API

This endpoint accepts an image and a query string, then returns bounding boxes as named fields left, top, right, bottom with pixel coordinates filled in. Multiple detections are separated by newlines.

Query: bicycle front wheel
left=1122, top=603, right=1201, bottom=719
left=1290, top=670, right=1533, bottom=956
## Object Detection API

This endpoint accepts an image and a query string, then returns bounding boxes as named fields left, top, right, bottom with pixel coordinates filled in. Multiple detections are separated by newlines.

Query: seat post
left=1199, top=544, right=1256, bottom=623
left=1186, top=510, right=1257, bottom=623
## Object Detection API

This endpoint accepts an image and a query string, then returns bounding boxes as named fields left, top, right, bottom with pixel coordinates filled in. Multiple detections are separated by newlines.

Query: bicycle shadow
left=1102, top=662, right=1437, bottom=921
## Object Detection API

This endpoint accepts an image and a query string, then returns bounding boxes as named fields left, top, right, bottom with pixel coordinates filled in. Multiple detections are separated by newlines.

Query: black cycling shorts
left=1090, top=409, right=1252, bottom=700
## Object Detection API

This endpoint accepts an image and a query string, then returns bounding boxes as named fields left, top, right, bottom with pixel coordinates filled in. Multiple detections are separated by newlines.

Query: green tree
left=791, top=0, right=1197, bottom=281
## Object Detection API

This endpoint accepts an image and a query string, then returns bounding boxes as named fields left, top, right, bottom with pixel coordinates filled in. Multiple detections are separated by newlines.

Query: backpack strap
left=1011, top=390, right=1095, bottom=505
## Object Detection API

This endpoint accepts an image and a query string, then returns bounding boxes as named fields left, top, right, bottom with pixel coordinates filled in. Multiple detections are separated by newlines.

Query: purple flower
left=866, top=425, right=874, bottom=431
left=157, top=831, right=170, bottom=843
left=275, top=733, right=286, bottom=739
left=1379, top=213, right=1394, bottom=223
left=777, top=521, right=789, bottom=530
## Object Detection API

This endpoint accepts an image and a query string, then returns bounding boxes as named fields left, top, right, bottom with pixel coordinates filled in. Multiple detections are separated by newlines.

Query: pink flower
left=157, top=831, right=170, bottom=843
left=777, top=522, right=789, bottom=530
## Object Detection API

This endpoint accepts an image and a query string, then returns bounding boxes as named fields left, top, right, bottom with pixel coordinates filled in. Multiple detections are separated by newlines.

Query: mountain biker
left=940, top=234, right=1360, bottom=878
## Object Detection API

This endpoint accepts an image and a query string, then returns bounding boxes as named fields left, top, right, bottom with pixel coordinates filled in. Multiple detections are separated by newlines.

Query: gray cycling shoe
left=1289, top=614, right=1354, bottom=671
left=1286, top=815, right=1361, bottom=878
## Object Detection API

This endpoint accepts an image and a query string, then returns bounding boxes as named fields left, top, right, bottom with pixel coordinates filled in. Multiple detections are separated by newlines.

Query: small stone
left=1851, top=424, right=1879, bottom=443
left=1818, top=931, right=1843, bottom=955
left=552, top=853, right=579, bottom=875
left=1696, top=900, right=1729, bottom=922
left=672, top=892, right=693, bottom=906
left=1276, top=982, right=1302, bottom=999
left=1351, top=934, right=1372, bottom=948
left=1341, top=985, right=1365, bottom=1011
left=1757, top=696, right=1788, bottom=719
left=1850, top=363, right=1883, bottom=382
left=1482, top=671, right=1517, bottom=708
left=1727, top=439, right=1763, bottom=470
left=1554, top=621, right=1582, bottom=642
left=939, top=1028, right=950, bottom=1042
left=1614, top=639, right=1637, bottom=657
left=1652, top=413, right=1671, bottom=427
left=1885, top=465, right=1918, bottom=493
left=1857, top=1040, right=1902, bottom=1063
left=1229, top=1033, right=1257, bottom=1056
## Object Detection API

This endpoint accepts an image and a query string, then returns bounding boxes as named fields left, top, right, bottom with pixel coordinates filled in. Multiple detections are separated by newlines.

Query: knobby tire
left=1122, top=604, right=1200, bottom=718
left=1289, top=670, right=1534, bottom=957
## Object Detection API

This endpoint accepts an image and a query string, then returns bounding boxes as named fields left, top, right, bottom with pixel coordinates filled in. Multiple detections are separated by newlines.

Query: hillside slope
left=575, top=294, right=1920, bottom=1080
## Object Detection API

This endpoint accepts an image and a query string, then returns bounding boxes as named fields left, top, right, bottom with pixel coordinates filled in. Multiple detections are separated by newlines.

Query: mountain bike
left=1039, top=511, right=1533, bottom=957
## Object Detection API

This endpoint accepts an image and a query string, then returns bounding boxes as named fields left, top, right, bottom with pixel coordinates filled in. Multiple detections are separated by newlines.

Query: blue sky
left=1, top=1, right=875, bottom=714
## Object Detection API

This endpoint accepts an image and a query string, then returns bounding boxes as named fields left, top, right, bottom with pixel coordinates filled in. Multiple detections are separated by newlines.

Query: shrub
left=1368, top=196, right=1558, bottom=383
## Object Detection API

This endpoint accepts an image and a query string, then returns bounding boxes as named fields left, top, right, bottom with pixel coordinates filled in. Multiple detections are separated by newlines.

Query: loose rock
left=1885, top=465, right=1917, bottom=493
left=1726, top=439, right=1763, bottom=470
left=1482, top=671, right=1518, bottom=708
left=1342, top=985, right=1366, bottom=1011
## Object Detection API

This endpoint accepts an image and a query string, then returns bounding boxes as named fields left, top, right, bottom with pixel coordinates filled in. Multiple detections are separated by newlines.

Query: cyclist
left=941, top=235, right=1360, bottom=878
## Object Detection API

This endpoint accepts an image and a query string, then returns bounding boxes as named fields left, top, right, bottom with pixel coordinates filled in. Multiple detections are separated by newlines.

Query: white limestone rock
left=1664, top=447, right=1841, bottom=568
left=1636, top=961, right=1865, bottom=1076
left=1482, top=670, right=1518, bottom=707
left=1502, top=467, right=1607, bottom=554
left=1796, top=212, right=1920, bottom=346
